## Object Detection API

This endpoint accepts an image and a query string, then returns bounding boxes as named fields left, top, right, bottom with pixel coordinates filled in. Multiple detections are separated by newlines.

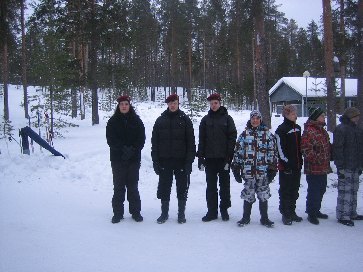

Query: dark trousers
left=157, top=159, right=190, bottom=201
left=205, top=158, right=231, bottom=215
left=111, top=161, right=141, bottom=216
left=306, top=174, right=327, bottom=216
left=278, top=170, right=301, bottom=216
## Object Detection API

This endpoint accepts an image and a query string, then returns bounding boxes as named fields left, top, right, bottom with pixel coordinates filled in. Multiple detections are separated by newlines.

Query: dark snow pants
left=111, top=161, right=141, bottom=217
left=205, top=158, right=231, bottom=215
left=305, top=174, right=327, bottom=216
left=278, top=170, right=301, bottom=217
left=336, top=169, right=360, bottom=220
left=157, top=159, right=190, bottom=201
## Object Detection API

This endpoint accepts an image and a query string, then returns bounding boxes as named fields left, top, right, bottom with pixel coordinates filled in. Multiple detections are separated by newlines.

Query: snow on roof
left=269, top=77, right=357, bottom=98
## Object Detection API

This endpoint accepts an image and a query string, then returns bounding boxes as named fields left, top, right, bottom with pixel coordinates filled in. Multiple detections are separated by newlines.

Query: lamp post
left=303, top=70, right=310, bottom=117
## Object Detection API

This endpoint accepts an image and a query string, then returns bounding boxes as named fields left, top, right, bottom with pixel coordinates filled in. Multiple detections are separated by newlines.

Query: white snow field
left=1, top=85, right=363, bottom=272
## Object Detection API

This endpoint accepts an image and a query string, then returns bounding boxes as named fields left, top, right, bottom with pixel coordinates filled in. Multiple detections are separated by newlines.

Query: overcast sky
left=274, top=0, right=323, bottom=28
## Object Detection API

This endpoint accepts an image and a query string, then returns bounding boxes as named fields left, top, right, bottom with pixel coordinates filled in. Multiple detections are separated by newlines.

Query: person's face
left=316, top=113, right=325, bottom=123
left=251, top=116, right=261, bottom=128
left=168, top=100, right=179, bottom=112
left=351, top=115, right=360, bottom=124
left=119, top=101, right=130, bottom=114
left=210, top=100, right=221, bottom=112
left=286, top=111, right=297, bottom=122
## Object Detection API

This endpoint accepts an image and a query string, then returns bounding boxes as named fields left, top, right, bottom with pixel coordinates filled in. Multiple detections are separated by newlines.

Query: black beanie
left=309, top=107, right=324, bottom=121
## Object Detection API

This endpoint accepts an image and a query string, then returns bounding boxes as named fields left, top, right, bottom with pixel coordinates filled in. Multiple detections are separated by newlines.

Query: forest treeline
left=1, top=0, right=362, bottom=128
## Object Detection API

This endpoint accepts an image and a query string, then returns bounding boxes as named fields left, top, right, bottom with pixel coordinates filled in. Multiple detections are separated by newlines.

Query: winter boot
left=307, top=215, right=319, bottom=225
left=291, top=211, right=303, bottom=222
left=282, top=215, right=292, bottom=225
left=220, top=208, right=230, bottom=221
left=338, top=219, right=354, bottom=226
left=178, top=200, right=186, bottom=224
left=259, top=200, right=274, bottom=228
left=132, top=213, right=143, bottom=222
left=157, top=201, right=169, bottom=224
left=111, top=215, right=124, bottom=224
left=202, top=212, right=218, bottom=222
left=316, top=211, right=328, bottom=219
left=237, top=201, right=252, bottom=227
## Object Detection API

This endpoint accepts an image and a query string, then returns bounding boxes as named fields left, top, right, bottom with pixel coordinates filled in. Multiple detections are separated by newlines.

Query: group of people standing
left=106, top=93, right=363, bottom=228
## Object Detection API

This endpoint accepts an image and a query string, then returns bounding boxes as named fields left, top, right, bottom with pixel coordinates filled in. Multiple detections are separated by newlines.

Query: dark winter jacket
left=333, top=115, right=363, bottom=170
left=106, top=107, right=146, bottom=162
left=232, top=121, right=277, bottom=179
left=151, top=109, right=196, bottom=163
left=198, top=106, right=237, bottom=160
left=275, top=117, right=303, bottom=171
left=301, top=120, right=331, bottom=175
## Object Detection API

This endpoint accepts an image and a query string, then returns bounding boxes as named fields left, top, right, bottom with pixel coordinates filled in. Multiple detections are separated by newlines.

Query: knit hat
left=309, top=107, right=324, bottom=121
left=250, top=110, right=262, bottom=119
left=282, top=104, right=297, bottom=118
left=343, top=107, right=360, bottom=119
left=117, top=95, right=131, bottom=103
left=207, top=93, right=221, bottom=101
left=165, top=94, right=179, bottom=103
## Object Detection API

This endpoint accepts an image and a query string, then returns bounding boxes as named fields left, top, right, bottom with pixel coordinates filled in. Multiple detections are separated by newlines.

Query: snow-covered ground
left=1, top=86, right=363, bottom=272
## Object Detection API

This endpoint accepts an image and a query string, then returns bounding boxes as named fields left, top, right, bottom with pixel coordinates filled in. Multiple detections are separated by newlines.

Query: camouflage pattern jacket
left=232, top=121, right=277, bottom=179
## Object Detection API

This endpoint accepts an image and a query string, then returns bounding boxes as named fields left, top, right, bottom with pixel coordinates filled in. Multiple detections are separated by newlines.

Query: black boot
left=157, top=201, right=169, bottom=224
left=220, top=208, right=230, bottom=221
left=237, top=201, right=252, bottom=227
left=291, top=211, right=303, bottom=222
left=132, top=213, right=143, bottom=222
left=307, top=214, right=319, bottom=225
left=202, top=212, right=218, bottom=222
left=178, top=200, right=186, bottom=224
left=259, top=200, right=274, bottom=228
left=111, top=215, right=124, bottom=224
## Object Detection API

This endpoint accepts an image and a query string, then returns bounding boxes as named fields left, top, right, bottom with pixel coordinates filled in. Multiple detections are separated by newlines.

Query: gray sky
left=274, top=0, right=323, bottom=28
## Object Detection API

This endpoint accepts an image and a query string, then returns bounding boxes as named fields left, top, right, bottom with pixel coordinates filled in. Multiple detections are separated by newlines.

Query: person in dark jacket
left=333, top=107, right=363, bottom=227
left=275, top=105, right=303, bottom=225
left=232, top=110, right=277, bottom=228
left=106, top=95, right=146, bottom=223
left=151, top=94, right=196, bottom=224
left=301, top=108, right=331, bottom=225
left=197, top=93, right=237, bottom=222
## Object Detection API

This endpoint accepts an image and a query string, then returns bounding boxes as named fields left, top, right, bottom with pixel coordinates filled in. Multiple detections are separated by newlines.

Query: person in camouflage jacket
left=232, top=110, right=277, bottom=228
left=301, top=108, right=331, bottom=225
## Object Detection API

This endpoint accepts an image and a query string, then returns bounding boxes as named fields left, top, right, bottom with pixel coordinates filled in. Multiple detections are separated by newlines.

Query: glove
left=184, top=163, right=192, bottom=175
left=198, top=157, right=205, bottom=171
left=267, top=169, right=277, bottom=183
left=231, top=164, right=242, bottom=183
left=153, top=162, right=161, bottom=175
left=121, top=146, right=136, bottom=161
left=337, top=169, right=345, bottom=179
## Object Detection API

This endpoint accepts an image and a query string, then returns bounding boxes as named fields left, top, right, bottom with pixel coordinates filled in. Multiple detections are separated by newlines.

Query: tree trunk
left=253, top=0, right=271, bottom=128
left=171, top=22, right=177, bottom=94
left=90, top=0, right=99, bottom=125
left=322, top=0, right=336, bottom=131
left=187, top=31, right=192, bottom=101
left=2, top=41, right=9, bottom=121
left=71, top=88, right=77, bottom=118
left=358, top=0, right=363, bottom=128
left=21, top=0, right=29, bottom=119
left=339, top=0, right=346, bottom=114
